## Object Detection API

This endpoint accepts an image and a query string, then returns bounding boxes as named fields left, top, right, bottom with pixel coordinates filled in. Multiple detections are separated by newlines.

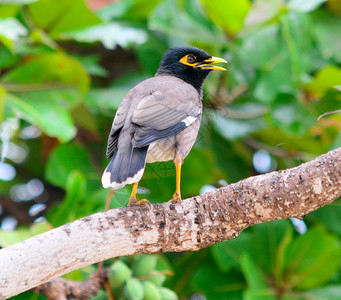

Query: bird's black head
left=156, top=46, right=226, bottom=95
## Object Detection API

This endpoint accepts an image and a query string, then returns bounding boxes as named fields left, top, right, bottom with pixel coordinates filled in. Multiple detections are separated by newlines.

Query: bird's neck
left=156, top=70, right=209, bottom=97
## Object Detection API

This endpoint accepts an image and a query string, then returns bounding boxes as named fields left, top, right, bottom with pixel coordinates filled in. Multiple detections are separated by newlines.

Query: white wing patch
left=183, top=115, right=197, bottom=126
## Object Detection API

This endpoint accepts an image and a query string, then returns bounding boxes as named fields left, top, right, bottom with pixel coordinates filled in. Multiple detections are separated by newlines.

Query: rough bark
left=33, top=268, right=108, bottom=300
left=1, top=148, right=341, bottom=299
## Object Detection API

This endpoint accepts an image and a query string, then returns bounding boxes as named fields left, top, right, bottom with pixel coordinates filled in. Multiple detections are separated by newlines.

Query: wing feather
left=131, top=81, right=201, bottom=147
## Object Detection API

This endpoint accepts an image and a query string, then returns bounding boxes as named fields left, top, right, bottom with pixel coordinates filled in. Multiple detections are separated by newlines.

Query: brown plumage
left=102, top=46, right=226, bottom=205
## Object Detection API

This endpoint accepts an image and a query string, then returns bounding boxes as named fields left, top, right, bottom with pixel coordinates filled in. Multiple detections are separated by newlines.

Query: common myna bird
left=102, top=46, right=226, bottom=205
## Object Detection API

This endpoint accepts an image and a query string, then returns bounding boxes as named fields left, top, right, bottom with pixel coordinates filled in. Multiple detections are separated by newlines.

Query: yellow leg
left=128, top=182, right=150, bottom=206
left=171, top=154, right=182, bottom=202
left=128, top=182, right=139, bottom=206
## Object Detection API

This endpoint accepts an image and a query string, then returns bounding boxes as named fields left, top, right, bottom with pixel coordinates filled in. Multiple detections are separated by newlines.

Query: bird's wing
left=106, top=91, right=133, bottom=158
left=131, top=80, right=201, bottom=148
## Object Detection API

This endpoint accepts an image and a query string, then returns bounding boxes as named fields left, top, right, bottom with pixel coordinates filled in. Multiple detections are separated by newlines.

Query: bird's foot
left=128, top=197, right=150, bottom=206
left=136, top=199, right=151, bottom=206
left=128, top=196, right=138, bottom=206
left=170, top=192, right=181, bottom=203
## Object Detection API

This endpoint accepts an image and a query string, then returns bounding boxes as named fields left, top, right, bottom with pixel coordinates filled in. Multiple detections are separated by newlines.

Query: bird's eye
left=187, top=55, right=196, bottom=64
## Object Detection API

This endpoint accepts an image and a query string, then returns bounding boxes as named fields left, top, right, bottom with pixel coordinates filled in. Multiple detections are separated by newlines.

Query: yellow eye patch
left=179, top=54, right=197, bottom=66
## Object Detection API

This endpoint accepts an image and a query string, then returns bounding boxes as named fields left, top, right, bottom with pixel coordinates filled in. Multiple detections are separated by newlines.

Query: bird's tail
left=101, top=145, right=148, bottom=190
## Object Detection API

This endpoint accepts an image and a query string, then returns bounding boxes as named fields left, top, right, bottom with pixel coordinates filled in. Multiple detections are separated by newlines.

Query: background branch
left=1, top=148, right=341, bottom=299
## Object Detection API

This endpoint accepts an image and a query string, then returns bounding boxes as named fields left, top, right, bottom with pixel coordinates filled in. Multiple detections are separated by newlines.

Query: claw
left=128, top=196, right=138, bottom=206
left=137, top=199, right=151, bottom=206
left=170, top=192, right=181, bottom=203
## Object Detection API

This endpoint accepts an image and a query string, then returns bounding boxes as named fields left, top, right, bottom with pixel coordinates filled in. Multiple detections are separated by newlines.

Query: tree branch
left=33, top=268, right=108, bottom=300
left=1, top=148, right=341, bottom=299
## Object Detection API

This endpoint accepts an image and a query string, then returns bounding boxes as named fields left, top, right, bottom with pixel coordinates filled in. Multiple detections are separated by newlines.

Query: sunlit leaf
left=27, top=0, right=101, bottom=34
left=0, top=5, right=20, bottom=18
left=5, top=92, right=77, bottom=142
left=0, top=18, right=28, bottom=51
left=98, top=0, right=162, bottom=21
left=287, top=0, right=327, bottom=12
left=306, top=66, right=341, bottom=97
left=307, top=285, right=341, bottom=298
left=2, top=52, right=89, bottom=94
left=245, top=0, right=283, bottom=27
left=200, top=0, right=251, bottom=34
left=61, top=23, right=147, bottom=50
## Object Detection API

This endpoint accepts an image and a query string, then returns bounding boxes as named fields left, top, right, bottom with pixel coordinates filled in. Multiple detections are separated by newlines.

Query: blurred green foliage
left=1, top=0, right=341, bottom=299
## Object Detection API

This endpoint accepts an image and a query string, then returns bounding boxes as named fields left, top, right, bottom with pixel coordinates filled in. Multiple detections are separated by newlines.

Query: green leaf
left=48, top=170, right=86, bottom=226
left=0, top=45, right=20, bottom=70
left=208, top=128, right=251, bottom=182
left=2, top=52, right=89, bottom=94
left=270, top=94, right=315, bottom=136
left=249, top=220, right=292, bottom=276
left=85, top=73, right=148, bottom=115
left=306, top=285, right=341, bottom=299
left=71, top=103, right=98, bottom=134
left=0, top=5, right=20, bottom=18
left=62, top=23, right=147, bottom=50
left=45, top=143, right=97, bottom=189
left=254, top=61, right=296, bottom=104
left=240, top=25, right=280, bottom=69
left=213, top=111, right=266, bottom=140
left=5, top=92, right=77, bottom=142
left=200, top=0, right=251, bottom=34
left=73, top=54, right=108, bottom=77
left=27, top=0, right=101, bottom=34
left=309, top=10, right=341, bottom=61
left=307, top=204, right=341, bottom=237
left=149, top=0, right=227, bottom=45
left=191, top=264, right=245, bottom=295
left=98, top=0, right=163, bottom=21
left=134, top=33, right=168, bottom=75
left=283, top=227, right=341, bottom=289
left=306, top=66, right=341, bottom=97
left=279, top=12, right=316, bottom=78
left=2, top=52, right=89, bottom=141
left=244, top=0, right=283, bottom=27
left=240, top=254, right=276, bottom=300
left=0, top=84, right=5, bottom=121
left=97, top=0, right=135, bottom=21
left=211, top=232, right=252, bottom=272
left=0, top=18, right=28, bottom=51
left=287, top=0, right=326, bottom=12
left=0, top=222, right=51, bottom=247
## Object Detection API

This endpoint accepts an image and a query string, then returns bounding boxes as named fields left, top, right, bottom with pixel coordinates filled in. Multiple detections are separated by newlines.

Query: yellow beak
left=197, top=56, right=227, bottom=71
